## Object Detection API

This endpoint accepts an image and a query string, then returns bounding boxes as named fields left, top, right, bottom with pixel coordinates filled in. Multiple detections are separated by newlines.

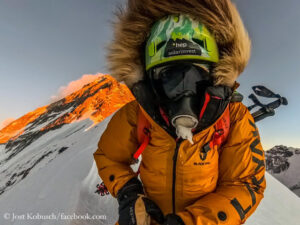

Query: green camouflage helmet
left=145, top=14, right=219, bottom=71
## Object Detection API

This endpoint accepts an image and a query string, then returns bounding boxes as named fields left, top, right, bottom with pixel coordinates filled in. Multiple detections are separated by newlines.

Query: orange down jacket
left=93, top=100, right=266, bottom=225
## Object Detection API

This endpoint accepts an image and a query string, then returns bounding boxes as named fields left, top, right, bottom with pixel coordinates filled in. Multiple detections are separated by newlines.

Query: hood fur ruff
left=107, top=0, right=251, bottom=88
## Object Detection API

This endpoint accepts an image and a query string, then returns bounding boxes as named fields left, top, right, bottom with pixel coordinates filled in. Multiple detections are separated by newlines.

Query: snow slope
left=245, top=173, right=300, bottom=225
left=0, top=116, right=111, bottom=225
left=0, top=116, right=299, bottom=225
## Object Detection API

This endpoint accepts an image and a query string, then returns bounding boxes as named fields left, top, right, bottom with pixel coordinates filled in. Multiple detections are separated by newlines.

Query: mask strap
left=199, top=92, right=211, bottom=119
left=159, top=107, right=170, bottom=127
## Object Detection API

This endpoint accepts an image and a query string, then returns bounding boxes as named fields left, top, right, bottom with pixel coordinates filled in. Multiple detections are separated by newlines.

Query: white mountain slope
left=0, top=116, right=112, bottom=225
left=0, top=115, right=300, bottom=225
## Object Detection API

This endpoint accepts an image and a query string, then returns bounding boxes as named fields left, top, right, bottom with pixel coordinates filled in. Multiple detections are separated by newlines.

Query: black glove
left=163, top=214, right=185, bottom=225
left=117, top=177, right=164, bottom=225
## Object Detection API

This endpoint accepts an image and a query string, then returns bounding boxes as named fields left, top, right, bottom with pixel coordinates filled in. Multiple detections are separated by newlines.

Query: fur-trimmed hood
left=107, top=0, right=251, bottom=88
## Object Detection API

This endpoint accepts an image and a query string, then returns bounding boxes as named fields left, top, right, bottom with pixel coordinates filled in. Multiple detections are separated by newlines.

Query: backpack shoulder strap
left=137, top=109, right=151, bottom=144
left=133, top=109, right=151, bottom=163
left=213, top=105, right=231, bottom=147
left=201, top=105, right=231, bottom=160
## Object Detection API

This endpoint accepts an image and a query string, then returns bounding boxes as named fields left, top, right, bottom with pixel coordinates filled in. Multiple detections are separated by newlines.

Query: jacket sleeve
left=177, top=103, right=266, bottom=225
left=93, top=100, right=140, bottom=197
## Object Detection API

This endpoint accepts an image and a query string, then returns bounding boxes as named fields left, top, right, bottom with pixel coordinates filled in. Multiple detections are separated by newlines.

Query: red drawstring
left=133, top=130, right=151, bottom=176
left=133, top=128, right=151, bottom=161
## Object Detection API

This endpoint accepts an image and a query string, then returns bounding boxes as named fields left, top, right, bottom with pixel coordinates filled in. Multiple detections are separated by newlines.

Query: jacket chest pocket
left=179, top=144, right=219, bottom=198
left=180, top=142, right=219, bottom=168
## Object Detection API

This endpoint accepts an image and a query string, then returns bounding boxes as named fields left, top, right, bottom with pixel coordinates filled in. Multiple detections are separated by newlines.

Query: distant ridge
left=0, top=74, right=134, bottom=145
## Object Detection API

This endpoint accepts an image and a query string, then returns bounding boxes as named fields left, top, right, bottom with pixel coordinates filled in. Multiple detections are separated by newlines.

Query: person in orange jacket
left=94, top=0, right=266, bottom=224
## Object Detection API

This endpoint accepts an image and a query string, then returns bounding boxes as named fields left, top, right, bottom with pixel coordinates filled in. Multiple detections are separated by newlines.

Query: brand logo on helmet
left=165, top=39, right=202, bottom=58
left=173, top=42, right=188, bottom=48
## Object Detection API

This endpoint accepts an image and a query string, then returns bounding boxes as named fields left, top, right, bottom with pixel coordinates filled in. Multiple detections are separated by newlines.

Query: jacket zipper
left=172, top=139, right=182, bottom=214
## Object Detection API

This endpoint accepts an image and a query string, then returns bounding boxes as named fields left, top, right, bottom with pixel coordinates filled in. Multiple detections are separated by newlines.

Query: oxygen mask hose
left=172, top=116, right=198, bottom=145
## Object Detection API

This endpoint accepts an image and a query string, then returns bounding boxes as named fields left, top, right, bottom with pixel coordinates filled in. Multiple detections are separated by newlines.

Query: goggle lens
left=151, top=64, right=211, bottom=100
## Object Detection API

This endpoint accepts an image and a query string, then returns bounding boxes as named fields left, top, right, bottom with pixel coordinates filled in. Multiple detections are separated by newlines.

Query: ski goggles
left=149, top=63, right=212, bottom=101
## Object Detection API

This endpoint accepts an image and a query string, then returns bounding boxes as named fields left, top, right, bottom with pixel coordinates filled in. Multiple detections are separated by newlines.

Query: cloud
left=50, top=73, right=104, bottom=102
left=0, top=117, right=15, bottom=130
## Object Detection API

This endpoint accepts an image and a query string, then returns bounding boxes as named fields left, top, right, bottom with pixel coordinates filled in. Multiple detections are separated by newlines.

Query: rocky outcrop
left=265, top=145, right=300, bottom=197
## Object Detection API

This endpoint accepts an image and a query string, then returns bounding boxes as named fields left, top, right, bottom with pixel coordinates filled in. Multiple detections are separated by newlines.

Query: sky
left=0, top=0, right=299, bottom=149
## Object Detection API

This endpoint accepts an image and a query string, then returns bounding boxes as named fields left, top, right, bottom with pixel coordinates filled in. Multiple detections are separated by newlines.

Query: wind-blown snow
left=0, top=116, right=299, bottom=225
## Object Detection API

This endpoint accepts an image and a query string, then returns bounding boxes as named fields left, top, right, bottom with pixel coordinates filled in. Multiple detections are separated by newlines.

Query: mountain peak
left=0, top=75, right=134, bottom=145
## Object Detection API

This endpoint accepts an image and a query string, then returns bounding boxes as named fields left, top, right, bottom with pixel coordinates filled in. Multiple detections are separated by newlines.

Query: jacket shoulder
left=120, top=99, right=139, bottom=112
left=115, top=100, right=140, bottom=124
left=229, top=102, right=253, bottom=124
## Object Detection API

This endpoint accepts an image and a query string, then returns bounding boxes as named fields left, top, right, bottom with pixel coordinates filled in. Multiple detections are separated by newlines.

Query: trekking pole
left=248, top=86, right=288, bottom=122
